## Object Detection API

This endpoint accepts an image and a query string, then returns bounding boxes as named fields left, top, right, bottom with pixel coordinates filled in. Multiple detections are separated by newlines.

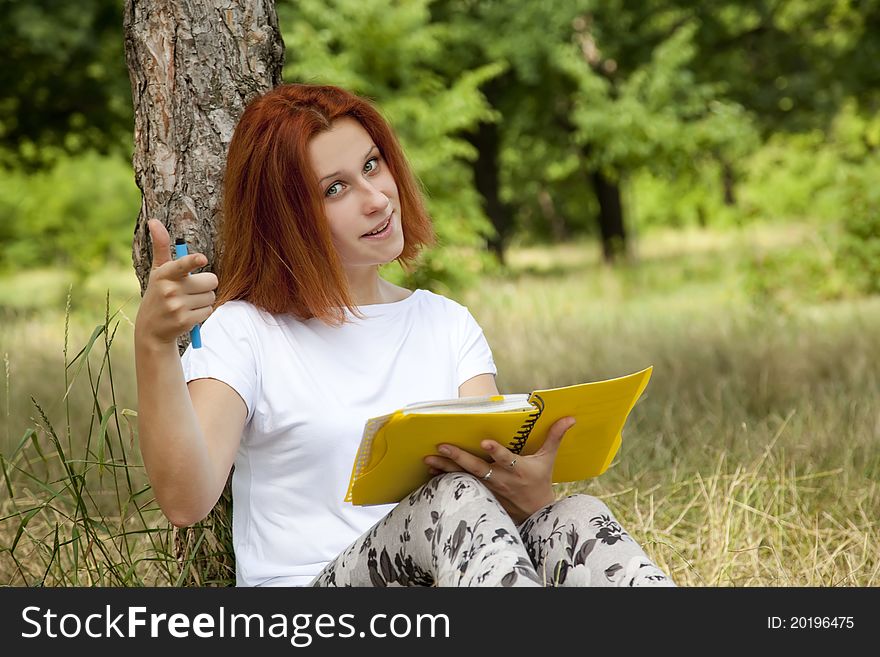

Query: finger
left=154, top=251, right=207, bottom=281
left=148, top=221, right=211, bottom=280
left=181, top=271, right=219, bottom=294
left=190, top=304, right=215, bottom=326
left=422, top=455, right=465, bottom=474
left=480, top=440, right=517, bottom=466
left=185, top=290, right=216, bottom=311
left=436, top=444, right=493, bottom=478
left=534, top=416, right=576, bottom=458
left=147, top=219, right=173, bottom=269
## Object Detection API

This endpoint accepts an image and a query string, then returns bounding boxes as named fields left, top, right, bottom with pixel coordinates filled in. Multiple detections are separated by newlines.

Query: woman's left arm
left=426, top=374, right=576, bottom=524
left=458, top=373, right=499, bottom=397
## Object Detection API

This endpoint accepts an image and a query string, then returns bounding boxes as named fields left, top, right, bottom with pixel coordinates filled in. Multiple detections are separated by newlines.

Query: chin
left=377, top=231, right=405, bottom=263
left=378, top=244, right=405, bottom=265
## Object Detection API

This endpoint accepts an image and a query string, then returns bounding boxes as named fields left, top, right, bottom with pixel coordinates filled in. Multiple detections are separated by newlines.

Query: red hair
left=215, top=83, right=435, bottom=324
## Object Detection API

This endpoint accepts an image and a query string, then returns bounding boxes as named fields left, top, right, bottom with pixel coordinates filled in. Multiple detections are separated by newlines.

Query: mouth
left=361, top=212, right=393, bottom=238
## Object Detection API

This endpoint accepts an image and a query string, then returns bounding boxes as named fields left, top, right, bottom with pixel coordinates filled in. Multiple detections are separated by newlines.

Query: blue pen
left=174, top=237, right=203, bottom=349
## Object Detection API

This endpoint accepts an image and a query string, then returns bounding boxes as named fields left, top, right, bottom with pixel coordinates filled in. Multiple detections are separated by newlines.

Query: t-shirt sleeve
left=455, top=304, right=497, bottom=387
left=180, top=301, right=260, bottom=423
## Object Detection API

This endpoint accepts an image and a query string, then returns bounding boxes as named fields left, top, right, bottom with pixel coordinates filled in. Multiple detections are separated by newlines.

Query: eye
left=325, top=182, right=344, bottom=197
left=363, top=156, right=379, bottom=174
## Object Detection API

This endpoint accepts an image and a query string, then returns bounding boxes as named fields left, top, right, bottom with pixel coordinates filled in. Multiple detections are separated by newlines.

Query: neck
left=345, top=265, right=387, bottom=306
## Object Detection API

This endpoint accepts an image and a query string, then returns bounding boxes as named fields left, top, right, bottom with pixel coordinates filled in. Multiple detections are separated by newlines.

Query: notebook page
left=402, top=394, right=531, bottom=415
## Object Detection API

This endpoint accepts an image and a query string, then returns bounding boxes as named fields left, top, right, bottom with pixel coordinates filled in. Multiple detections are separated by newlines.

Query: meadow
left=1, top=221, right=877, bottom=586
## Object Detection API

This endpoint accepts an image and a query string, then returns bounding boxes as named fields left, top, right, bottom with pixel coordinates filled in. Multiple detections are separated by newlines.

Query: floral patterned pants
left=310, top=473, right=674, bottom=587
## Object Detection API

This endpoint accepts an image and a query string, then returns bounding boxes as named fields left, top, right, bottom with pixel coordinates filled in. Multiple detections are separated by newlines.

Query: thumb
left=147, top=219, right=172, bottom=269
left=534, top=416, right=576, bottom=458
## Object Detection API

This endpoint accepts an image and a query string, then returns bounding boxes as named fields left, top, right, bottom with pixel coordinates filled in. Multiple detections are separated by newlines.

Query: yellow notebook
left=345, top=366, right=653, bottom=506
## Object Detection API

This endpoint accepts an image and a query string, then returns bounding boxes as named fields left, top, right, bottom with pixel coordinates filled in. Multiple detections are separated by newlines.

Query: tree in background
left=686, top=0, right=880, bottom=295
left=123, top=0, right=283, bottom=585
left=559, top=9, right=758, bottom=250
left=428, top=0, right=583, bottom=263
left=428, top=0, right=755, bottom=263
left=685, top=0, right=880, bottom=212
left=688, top=0, right=880, bottom=135
left=279, top=0, right=503, bottom=287
left=0, top=0, right=137, bottom=277
left=0, top=0, right=131, bottom=170
left=2, top=0, right=878, bottom=284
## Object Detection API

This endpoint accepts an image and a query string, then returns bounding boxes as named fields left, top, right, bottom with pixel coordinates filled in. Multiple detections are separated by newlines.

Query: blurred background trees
left=1, top=0, right=878, bottom=293
left=0, top=0, right=131, bottom=169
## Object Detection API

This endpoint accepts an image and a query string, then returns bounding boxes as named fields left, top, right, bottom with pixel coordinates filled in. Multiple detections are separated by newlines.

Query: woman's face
left=308, top=117, right=404, bottom=271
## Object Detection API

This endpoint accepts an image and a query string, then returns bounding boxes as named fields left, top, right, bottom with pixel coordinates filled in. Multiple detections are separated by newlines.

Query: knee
left=433, top=471, right=486, bottom=494
left=425, top=472, right=495, bottom=504
left=521, top=494, right=632, bottom=545
left=551, top=494, right=614, bottom=521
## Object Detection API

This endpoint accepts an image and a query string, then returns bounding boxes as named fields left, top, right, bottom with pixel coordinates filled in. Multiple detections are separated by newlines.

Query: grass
left=1, top=278, right=233, bottom=586
left=1, top=221, right=878, bottom=586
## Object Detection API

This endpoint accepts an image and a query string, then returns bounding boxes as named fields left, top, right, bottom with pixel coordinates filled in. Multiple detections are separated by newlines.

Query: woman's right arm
left=134, top=219, right=245, bottom=527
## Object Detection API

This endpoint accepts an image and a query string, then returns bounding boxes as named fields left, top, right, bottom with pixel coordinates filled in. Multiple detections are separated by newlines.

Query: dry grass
left=1, top=222, right=877, bottom=586
left=469, top=223, right=879, bottom=587
left=569, top=452, right=879, bottom=587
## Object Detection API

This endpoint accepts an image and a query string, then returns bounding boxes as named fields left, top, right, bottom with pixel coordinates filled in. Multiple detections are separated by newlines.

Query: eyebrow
left=318, top=145, right=379, bottom=184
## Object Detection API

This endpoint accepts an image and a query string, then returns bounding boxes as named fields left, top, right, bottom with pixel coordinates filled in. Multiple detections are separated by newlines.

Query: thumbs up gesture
left=134, top=219, right=218, bottom=348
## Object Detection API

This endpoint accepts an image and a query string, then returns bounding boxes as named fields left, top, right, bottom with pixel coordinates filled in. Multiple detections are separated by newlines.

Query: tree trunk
left=464, top=119, right=512, bottom=265
left=721, top=159, right=737, bottom=206
left=125, top=0, right=284, bottom=300
left=590, top=168, right=627, bottom=262
left=124, top=0, right=283, bottom=586
left=538, top=188, right=568, bottom=241
left=462, top=71, right=518, bottom=265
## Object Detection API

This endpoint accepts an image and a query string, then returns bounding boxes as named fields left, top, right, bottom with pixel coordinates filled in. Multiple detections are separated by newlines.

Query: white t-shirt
left=180, top=289, right=496, bottom=586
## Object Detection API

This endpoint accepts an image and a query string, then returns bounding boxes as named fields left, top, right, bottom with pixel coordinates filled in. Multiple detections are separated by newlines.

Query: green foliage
left=560, top=21, right=759, bottom=179
left=742, top=240, right=849, bottom=312
left=630, top=163, right=740, bottom=230
left=734, top=99, right=880, bottom=297
left=436, top=2, right=772, bottom=246
left=689, top=0, right=880, bottom=134
left=0, top=0, right=132, bottom=169
left=280, top=0, right=499, bottom=290
left=0, top=0, right=877, bottom=290
left=739, top=131, right=841, bottom=221
left=1, top=294, right=169, bottom=585
left=0, top=151, right=139, bottom=277
left=383, top=246, right=501, bottom=296
left=430, top=0, right=597, bottom=242
left=835, top=162, right=880, bottom=295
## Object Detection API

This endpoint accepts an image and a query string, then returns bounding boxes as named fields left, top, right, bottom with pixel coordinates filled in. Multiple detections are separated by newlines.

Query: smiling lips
left=361, top=212, right=393, bottom=238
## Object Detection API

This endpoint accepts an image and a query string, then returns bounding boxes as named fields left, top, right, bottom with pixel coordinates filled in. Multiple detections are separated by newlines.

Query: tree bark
left=124, top=0, right=283, bottom=586
left=125, top=0, right=283, bottom=301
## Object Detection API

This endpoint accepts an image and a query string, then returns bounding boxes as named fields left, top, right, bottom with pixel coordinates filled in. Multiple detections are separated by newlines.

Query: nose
left=359, top=178, right=390, bottom=216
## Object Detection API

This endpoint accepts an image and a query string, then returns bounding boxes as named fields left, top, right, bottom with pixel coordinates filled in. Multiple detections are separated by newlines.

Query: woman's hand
left=423, top=416, right=576, bottom=524
left=135, top=219, right=218, bottom=349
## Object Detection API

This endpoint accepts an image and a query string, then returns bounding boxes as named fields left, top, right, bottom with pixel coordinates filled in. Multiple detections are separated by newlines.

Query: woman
left=134, top=83, right=674, bottom=588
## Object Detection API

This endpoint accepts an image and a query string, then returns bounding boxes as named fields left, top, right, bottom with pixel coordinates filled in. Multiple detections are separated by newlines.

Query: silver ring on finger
left=482, top=467, right=494, bottom=481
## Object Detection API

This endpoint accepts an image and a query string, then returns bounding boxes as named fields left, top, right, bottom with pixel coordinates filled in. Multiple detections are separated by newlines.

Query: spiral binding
left=353, top=415, right=387, bottom=476
left=508, top=394, right=544, bottom=454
